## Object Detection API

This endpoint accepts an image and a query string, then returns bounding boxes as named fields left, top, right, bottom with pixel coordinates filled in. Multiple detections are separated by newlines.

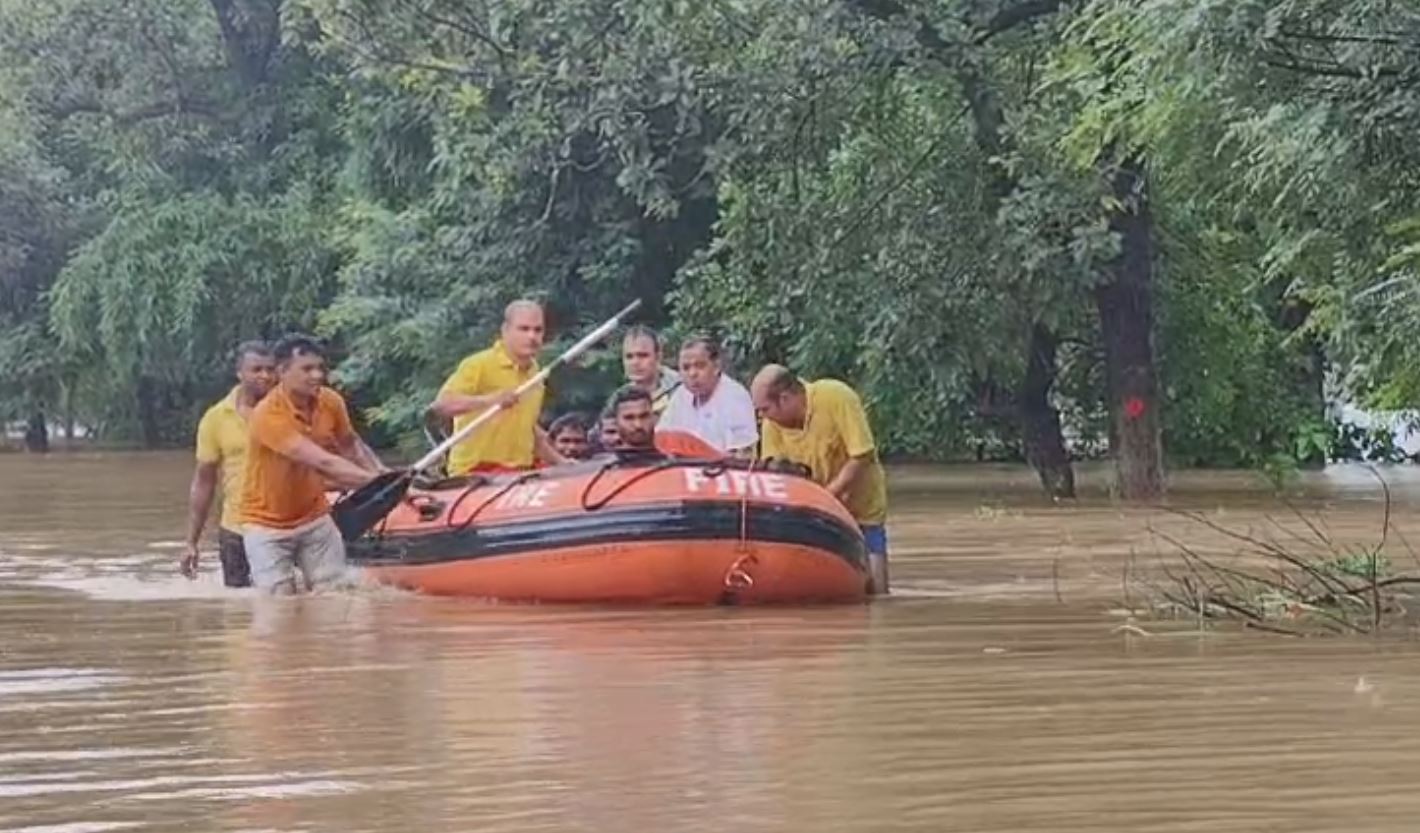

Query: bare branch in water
left=1135, top=472, right=1412, bottom=637
left=1241, top=619, right=1308, bottom=637
left=1267, top=512, right=1328, bottom=556
left=1368, top=467, right=1390, bottom=633
left=1162, top=506, right=1357, bottom=598
left=1282, top=495, right=1334, bottom=550
left=1362, top=466, right=1391, bottom=547
left=1393, top=523, right=1420, bottom=573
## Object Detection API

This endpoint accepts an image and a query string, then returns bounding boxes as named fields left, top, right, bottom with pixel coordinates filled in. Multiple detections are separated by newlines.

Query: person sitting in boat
left=240, top=335, right=387, bottom=595
left=547, top=412, right=592, bottom=461
left=430, top=299, right=568, bottom=475
left=590, top=403, right=620, bottom=454
left=615, top=325, right=681, bottom=416
left=656, top=334, right=758, bottom=458
left=610, top=386, right=657, bottom=453
left=608, top=386, right=723, bottom=459
left=750, top=365, right=890, bottom=595
left=181, top=340, right=276, bottom=587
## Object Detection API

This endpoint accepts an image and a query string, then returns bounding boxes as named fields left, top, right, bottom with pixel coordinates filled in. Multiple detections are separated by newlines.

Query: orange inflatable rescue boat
left=345, top=453, right=870, bottom=605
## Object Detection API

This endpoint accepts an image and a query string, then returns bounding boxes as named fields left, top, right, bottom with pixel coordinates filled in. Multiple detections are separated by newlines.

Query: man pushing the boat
left=431, top=299, right=568, bottom=474
left=240, top=335, right=387, bottom=594
left=751, top=365, right=891, bottom=595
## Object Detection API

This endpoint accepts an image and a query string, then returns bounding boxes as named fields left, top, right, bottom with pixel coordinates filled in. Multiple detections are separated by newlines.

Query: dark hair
left=611, top=385, right=653, bottom=412
left=273, top=334, right=325, bottom=364
left=548, top=412, right=590, bottom=439
left=623, top=325, right=662, bottom=353
left=679, top=332, right=722, bottom=361
left=233, top=340, right=273, bottom=369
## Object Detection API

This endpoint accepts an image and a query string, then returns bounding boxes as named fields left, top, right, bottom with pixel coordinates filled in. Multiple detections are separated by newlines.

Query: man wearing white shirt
left=658, top=334, right=758, bottom=458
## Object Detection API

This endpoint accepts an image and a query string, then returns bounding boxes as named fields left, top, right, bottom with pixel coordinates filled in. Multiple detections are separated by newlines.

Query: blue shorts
left=860, top=524, right=888, bottom=556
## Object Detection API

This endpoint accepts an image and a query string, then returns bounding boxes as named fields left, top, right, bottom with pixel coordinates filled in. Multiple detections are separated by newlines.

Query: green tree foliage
left=307, top=0, right=727, bottom=434
left=1, top=0, right=346, bottom=442
left=673, top=1, right=1098, bottom=466
left=50, top=190, right=337, bottom=443
left=0, top=114, right=70, bottom=442
left=1030, top=0, right=1414, bottom=470
left=1, top=0, right=1416, bottom=485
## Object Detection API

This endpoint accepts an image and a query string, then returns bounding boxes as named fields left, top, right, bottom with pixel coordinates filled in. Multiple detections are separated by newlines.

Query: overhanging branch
left=45, top=97, right=220, bottom=124
left=846, top=0, right=953, bottom=59
left=1261, top=53, right=1403, bottom=79
left=978, top=0, right=1066, bottom=43
left=847, top=0, right=1067, bottom=60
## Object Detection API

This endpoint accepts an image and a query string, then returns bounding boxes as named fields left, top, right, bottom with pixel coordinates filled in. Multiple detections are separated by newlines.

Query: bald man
left=431, top=300, right=567, bottom=474
left=751, top=364, right=890, bottom=594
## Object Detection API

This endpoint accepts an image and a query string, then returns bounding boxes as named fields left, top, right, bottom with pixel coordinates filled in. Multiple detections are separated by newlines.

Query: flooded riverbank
left=4, top=452, right=1420, bottom=831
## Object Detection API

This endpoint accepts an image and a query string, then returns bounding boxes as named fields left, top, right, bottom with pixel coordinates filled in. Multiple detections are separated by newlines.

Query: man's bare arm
left=430, top=390, right=520, bottom=419
left=281, top=437, right=379, bottom=490
left=825, top=455, right=871, bottom=504
left=534, top=426, right=569, bottom=466
left=339, top=434, right=388, bottom=473
left=181, top=462, right=220, bottom=577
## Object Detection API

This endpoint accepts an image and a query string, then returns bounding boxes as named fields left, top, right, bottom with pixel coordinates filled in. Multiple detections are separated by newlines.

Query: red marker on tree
left=1123, top=396, right=1146, bottom=420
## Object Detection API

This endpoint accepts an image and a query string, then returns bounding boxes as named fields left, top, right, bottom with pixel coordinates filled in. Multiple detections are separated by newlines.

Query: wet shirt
left=440, top=340, right=544, bottom=475
left=239, top=386, right=355, bottom=530
left=759, top=379, right=888, bottom=525
left=194, top=387, right=250, bottom=532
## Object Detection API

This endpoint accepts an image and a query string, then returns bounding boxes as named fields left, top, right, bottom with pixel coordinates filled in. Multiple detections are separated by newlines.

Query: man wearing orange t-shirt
left=239, top=335, right=386, bottom=594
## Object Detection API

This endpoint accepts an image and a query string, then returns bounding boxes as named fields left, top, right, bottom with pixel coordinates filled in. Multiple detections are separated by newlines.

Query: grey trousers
left=242, top=514, right=350, bottom=594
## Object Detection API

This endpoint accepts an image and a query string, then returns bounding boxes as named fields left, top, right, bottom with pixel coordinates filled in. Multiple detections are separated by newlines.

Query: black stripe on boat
left=346, top=501, right=867, bottom=570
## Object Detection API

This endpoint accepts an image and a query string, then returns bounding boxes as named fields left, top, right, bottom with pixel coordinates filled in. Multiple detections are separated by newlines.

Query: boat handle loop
left=723, top=552, right=759, bottom=590
left=580, top=456, right=680, bottom=512
left=448, top=471, right=543, bottom=532
left=722, top=458, right=762, bottom=598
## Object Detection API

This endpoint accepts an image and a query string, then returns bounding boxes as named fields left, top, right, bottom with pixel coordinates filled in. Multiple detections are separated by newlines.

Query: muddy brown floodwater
left=4, top=451, right=1420, bottom=832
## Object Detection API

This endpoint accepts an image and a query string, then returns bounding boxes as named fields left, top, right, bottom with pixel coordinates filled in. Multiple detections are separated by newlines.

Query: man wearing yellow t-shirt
left=182, top=341, right=276, bottom=586
left=750, top=365, right=891, bottom=595
left=431, top=300, right=568, bottom=475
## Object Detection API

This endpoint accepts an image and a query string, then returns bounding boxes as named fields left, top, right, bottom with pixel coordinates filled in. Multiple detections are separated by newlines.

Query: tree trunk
left=1278, top=298, right=1327, bottom=468
left=136, top=376, right=163, bottom=448
left=24, top=410, right=49, bottom=453
left=1096, top=156, right=1163, bottom=500
left=60, top=378, right=76, bottom=442
left=1019, top=324, right=1075, bottom=498
left=846, top=0, right=1075, bottom=496
left=959, top=52, right=1074, bottom=498
left=209, top=0, right=281, bottom=88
